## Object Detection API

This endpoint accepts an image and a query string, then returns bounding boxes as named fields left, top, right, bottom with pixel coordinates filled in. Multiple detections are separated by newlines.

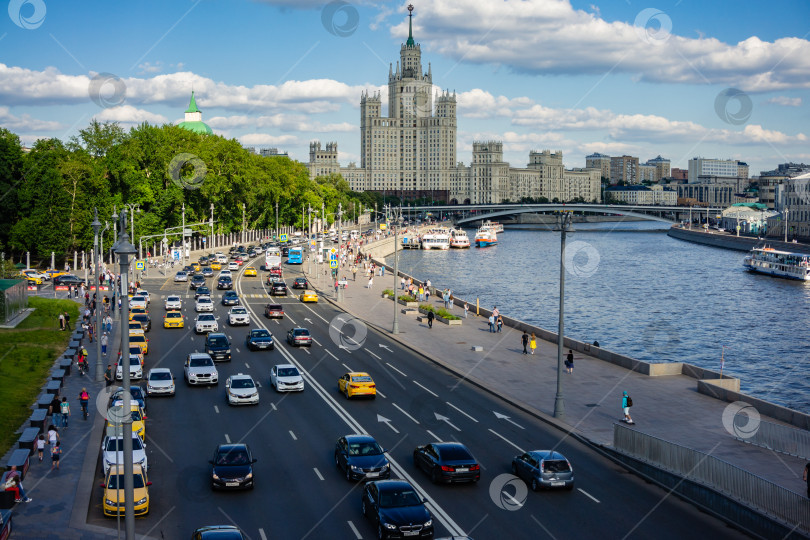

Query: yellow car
left=106, top=404, right=147, bottom=440
left=300, top=290, right=318, bottom=303
left=129, top=308, right=147, bottom=321
left=244, top=267, right=257, bottom=277
left=44, top=269, right=68, bottom=279
left=129, top=334, right=149, bottom=355
left=101, top=463, right=150, bottom=517
left=21, top=272, right=43, bottom=284
left=210, top=262, right=222, bottom=270
left=128, top=322, right=145, bottom=336
left=338, top=372, right=377, bottom=399
left=163, top=311, right=184, bottom=328
left=191, top=263, right=201, bottom=272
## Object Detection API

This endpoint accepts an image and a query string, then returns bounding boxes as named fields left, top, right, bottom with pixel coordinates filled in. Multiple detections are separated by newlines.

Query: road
left=84, top=250, right=746, bottom=539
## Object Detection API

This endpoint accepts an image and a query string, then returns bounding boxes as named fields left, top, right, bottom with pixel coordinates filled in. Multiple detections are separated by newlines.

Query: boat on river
left=421, top=228, right=451, bottom=250
left=743, top=247, right=810, bottom=280
left=474, top=225, right=497, bottom=247
left=449, top=229, right=470, bottom=249
left=482, top=220, right=504, bottom=234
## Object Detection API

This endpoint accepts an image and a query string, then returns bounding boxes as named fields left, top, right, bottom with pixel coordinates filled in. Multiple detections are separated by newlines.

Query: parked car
left=54, top=274, right=85, bottom=286
left=101, top=433, right=148, bottom=474
left=101, top=464, right=150, bottom=517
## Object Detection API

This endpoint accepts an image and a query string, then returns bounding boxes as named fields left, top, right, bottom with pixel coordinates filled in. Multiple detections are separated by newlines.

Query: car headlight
left=424, top=519, right=432, bottom=527
left=383, top=523, right=397, bottom=530
left=135, top=497, right=147, bottom=505
left=225, top=349, right=231, bottom=354
left=245, top=472, right=253, bottom=480
left=350, top=465, right=361, bottom=471
left=212, top=473, right=219, bottom=480
left=105, top=498, right=115, bottom=506
left=381, top=463, right=389, bottom=471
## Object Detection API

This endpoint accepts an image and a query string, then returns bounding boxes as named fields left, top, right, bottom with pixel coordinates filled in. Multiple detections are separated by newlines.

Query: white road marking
left=312, top=338, right=321, bottom=346
left=447, top=402, right=478, bottom=423
left=271, top=403, right=277, bottom=411
left=303, top=348, right=311, bottom=355
left=313, top=467, right=324, bottom=481
left=325, top=350, right=339, bottom=361
left=376, top=390, right=386, bottom=399
left=488, top=428, right=524, bottom=453
left=347, top=520, right=363, bottom=539
left=426, top=429, right=442, bottom=442
left=364, top=348, right=381, bottom=360
left=214, top=405, right=219, bottom=414
left=377, top=414, right=399, bottom=434
left=235, top=348, right=241, bottom=353
left=494, top=411, right=525, bottom=429
left=245, top=362, right=250, bottom=369
left=224, top=434, right=231, bottom=443
left=255, top=381, right=262, bottom=388
left=386, top=362, right=407, bottom=377
left=393, top=403, right=420, bottom=424
left=342, top=363, right=353, bottom=372
left=289, top=430, right=297, bottom=441
left=413, top=380, right=438, bottom=397
left=435, top=413, right=461, bottom=432
left=578, top=488, right=600, bottom=503
left=258, top=528, right=267, bottom=540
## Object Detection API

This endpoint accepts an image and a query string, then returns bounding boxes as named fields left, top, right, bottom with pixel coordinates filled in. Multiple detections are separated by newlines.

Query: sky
left=2, top=0, right=809, bottom=176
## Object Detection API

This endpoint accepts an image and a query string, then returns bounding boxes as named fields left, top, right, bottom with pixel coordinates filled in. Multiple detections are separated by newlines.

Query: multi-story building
left=638, top=164, right=657, bottom=183
left=605, top=185, right=677, bottom=205
left=767, top=171, right=810, bottom=240
left=676, top=184, right=745, bottom=207
left=671, top=168, right=688, bottom=181
left=585, top=152, right=611, bottom=180
left=610, top=155, right=639, bottom=184
left=646, top=155, right=671, bottom=182
left=687, top=157, right=748, bottom=184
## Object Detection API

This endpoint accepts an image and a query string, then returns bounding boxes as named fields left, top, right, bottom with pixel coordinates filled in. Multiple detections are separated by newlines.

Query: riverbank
left=667, top=225, right=810, bottom=254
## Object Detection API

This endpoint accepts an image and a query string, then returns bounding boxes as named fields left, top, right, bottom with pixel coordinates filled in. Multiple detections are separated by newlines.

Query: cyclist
left=78, top=388, right=90, bottom=420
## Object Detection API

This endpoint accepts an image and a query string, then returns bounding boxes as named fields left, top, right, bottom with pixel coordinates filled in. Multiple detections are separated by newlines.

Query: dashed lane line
left=413, top=380, right=438, bottom=397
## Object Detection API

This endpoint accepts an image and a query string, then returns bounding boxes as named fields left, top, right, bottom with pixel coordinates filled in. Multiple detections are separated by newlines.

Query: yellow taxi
left=101, top=463, right=150, bottom=517
left=129, top=334, right=149, bottom=355
left=210, top=262, right=222, bottom=270
left=129, top=308, right=147, bottom=321
left=191, top=263, right=201, bottom=272
left=128, top=322, right=145, bottom=336
left=106, top=404, right=147, bottom=440
left=163, top=311, right=184, bottom=329
left=244, top=267, right=257, bottom=277
left=300, top=290, right=318, bottom=303
left=44, top=269, right=68, bottom=279
left=20, top=272, right=43, bottom=285
left=338, top=372, right=377, bottom=399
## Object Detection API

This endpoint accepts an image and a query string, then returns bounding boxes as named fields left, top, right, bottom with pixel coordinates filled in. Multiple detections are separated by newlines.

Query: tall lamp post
left=390, top=205, right=402, bottom=334
left=553, top=212, right=573, bottom=419
left=784, top=208, right=790, bottom=242
left=336, top=203, right=343, bottom=301
left=242, top=203, right=247, bottom=245
left=210, top=203, right=215, bottom=254
left=111, top=211, right=136, bottom=539
left=92, top=209, right=104, bottom=381
left=123, top=203, right=140, bottom=259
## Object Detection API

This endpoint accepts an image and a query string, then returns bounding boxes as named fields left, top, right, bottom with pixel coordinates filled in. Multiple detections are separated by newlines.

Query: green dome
left=178, top=120, right=213, bottom=135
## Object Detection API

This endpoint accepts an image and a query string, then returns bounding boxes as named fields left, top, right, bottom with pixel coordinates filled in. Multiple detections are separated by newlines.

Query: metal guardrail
left=734, top=413, right=810, bottom=460
left=613, top=423, right=810, bottom=533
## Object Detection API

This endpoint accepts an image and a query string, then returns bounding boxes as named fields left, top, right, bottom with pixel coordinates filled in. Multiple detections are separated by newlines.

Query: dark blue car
left=245, top=329, right=274, bottom=351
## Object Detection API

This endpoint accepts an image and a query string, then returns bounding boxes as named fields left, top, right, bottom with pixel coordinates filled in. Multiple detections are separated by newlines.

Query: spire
left=406, top=4, right=415, bottom=47
left=185, top=90, right=200, bottom=114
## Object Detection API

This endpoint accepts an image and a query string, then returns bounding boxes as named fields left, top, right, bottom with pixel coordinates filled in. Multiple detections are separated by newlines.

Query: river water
left=393, top=222, right=810, bottom=413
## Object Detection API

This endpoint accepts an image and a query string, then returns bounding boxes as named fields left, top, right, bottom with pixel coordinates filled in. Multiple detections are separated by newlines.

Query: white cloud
left=767, top=96, right=802, bottom=107
left=391, top=0, right=810, bottom=92
left=93, top=105, right=168, bottom=125
left=137, top=62, right=163, bottom=74
left=208, top=113, right=355, bottom=133
left=0, top=106, right=62, bottom=131
left=239, top=133, right=299, bottom=146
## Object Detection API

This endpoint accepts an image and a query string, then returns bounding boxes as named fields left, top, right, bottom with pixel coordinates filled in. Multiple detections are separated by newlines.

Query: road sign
left=280, top=234, right=288, bottom=242
left=329, top=260, right=338, bottom=269
left=329, top=247, right=336, bottom=255
left=135, top=261, right=145, bottom=271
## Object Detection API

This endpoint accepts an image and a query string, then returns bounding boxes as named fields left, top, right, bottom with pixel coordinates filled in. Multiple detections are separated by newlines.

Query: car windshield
left=215, top=450, right=249, bottom=466
left=107, top=473, right=146, bottom=489
left=197, top=288, right=210, bottom=294
left=198, top=298, right=211, bottom=304
left=437, top=446, right=473, bottom=461
left=232, top=308, right=247, bottom=314
left=167, top=312, right=181, bottom=318
left=225, top=292, right=237, bottom=297
left=380, top=488, right=421, bottom=508
left=352, top=376, right=372, bottom=383
left=189, top=357, right=213, bottom=367
left=150, top=372, right=172, bottom=381
left=198, top=315, right=215, bottom=321
left=131, top=410, right=142, bottom=421
left=168, top=297, right=179, bottom=302
left=105, top=437, right=143, bottom=451
left=128, top=349, right=141, bottom=357
left=543, top=459, right=571, bottom=473
left=209, top=337, right=228, bottom=347
left=219, top=277, right=231, bottom=282
left=277, top=367, right=299, bottom=377
left=348, top=441, right=382, bottom=456
left=251, top=330, right=270, bottom=338
left=230, top=378, right=255, bottom=389
left=131, top=336, right=145, bottom=343
left=267, top=305, right=282, bottom=311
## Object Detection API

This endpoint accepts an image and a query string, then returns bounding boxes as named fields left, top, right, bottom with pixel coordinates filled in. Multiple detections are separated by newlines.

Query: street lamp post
left=336, top=203, right=343, bottom=301
left=123, top=203, right=141, bottom=259
left=181, top=203, right=186, bottom=267
left=784, top=208, right=790, bottom=242
left=210, top=204, right=215, bottom=254
left=391, top=205, right=401, bottom=335
left=553, top=212, right=573, bottom=420
left=111, top=210, right=137, bottom=539
left=92, top=209, right=103, bottom=381
left=242, top=203, right=247, bottom=245
left=275, top=200, right=279, bottom=241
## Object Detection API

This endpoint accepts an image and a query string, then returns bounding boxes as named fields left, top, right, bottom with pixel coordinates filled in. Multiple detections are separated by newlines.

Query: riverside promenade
left=305, top=235, right=810, bottom=534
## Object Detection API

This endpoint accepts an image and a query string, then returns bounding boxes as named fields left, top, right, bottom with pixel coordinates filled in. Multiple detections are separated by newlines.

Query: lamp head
left=91, top=208, right=102, bottom=233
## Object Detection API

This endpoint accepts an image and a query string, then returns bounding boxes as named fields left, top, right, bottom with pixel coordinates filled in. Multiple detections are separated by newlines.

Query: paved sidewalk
left=304, top=258, right=809, bottom=498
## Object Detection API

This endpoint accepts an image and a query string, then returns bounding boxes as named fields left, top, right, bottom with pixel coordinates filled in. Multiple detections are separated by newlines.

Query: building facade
left=646, top=155, right=671, bottom=182
left=687, top=157, right=748, bottom=184
left=585, top=153, right=611, bottom=180
left=605, top=185, right=677, bottom=205
left=610, top=155, right=639, bottom=184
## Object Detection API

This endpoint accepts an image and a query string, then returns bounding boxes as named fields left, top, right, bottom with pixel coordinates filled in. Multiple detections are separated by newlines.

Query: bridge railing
left=733, top=413, right=810, bottom=460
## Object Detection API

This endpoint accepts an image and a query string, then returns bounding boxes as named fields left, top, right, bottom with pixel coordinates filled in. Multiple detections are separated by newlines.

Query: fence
left=734, top=413, right=810, bottom=460
left=613, top=423, right=810, bottom=533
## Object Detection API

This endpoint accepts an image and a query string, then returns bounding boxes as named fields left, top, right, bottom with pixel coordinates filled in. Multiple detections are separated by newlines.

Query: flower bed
left=418, top=304, right=462, bottom=325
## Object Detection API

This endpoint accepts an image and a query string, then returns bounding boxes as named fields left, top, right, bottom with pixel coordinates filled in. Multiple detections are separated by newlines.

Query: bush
left=419, top=303, right=434, bottom=313
left=382, top=289, right=395, bottom=297
left=398, top=294, right=417, bottom=302
left=436, top=308, right=460, bottom=320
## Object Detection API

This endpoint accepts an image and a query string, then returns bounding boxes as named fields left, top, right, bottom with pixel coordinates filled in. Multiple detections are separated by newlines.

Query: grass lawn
left=0, top=297, right=78, bottom=458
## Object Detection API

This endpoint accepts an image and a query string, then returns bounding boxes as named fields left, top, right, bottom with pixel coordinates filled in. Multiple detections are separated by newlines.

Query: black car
left=221, top=291, right=240, bottom=306
left=281, top=246, right=290, bottom=256
left=361, top=480, right=433, bottom=539
left=190, top=275, right=206, bottom=290
left=201, top=267, right=214, bottom=278
left=292, top=277, right=308, bottom=289
left=205, top=333, right=231, bottom=362
left=132, top=313, right=151, bottom=332
left=54, top=274, right=85, bottom=286
left=247, top=250, right=256, bottom=258
left=270, top=281, right=287, bottom=296
left=413, top=442, right=480, bottom=484
left=209, top=443, right=256, bottom=490
left=109, top=386, right=147, bottom=411
left=217, top=276, right=233, bottom=290
left=335, top=435, right=390, bottom=481
left=245, top=329, right=274, bottom=351
left=191, top=525, right=245, bottom=540
left=198, top=256, right=209, bottom=265
left=183, top=265, right=195, bottom=276
left=194, top=286, right=211, bottom=300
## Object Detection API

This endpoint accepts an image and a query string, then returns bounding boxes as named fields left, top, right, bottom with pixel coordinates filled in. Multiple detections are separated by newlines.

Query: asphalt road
left=84, top=253, right=746, bottom=539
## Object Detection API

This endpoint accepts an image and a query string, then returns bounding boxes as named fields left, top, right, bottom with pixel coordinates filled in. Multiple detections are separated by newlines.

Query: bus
left=265, top=247, right=281, bottom=269
left=287, top=247, right=303, bottom=264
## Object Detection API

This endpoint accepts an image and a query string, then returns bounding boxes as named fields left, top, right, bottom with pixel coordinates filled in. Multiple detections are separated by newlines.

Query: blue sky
left=2, top=0, right=809, bottom=175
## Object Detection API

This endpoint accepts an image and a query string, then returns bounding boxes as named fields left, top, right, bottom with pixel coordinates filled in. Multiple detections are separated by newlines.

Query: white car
left=101, top=434, right=147, bottom=474
left=184, top=353, right=218, bottom=386
left=116, top=355, right=143, bottom=380
left=24, top=270, right=50, bottom=281
left=146, top=368, right=175, bottom=396
left=195, top=313, right=219, bottom=334
left=130, top=296, right=148, bottom=310
left=164, top=295, right=182, bottom=311
left=253, top=246, right=264, bottom=255
left=195, top=296, right=214, bottom=312
left=226, top=373, right=260, bottom=405
left=219, top=270, right=232, bottom=279
left=270, top=364, right=304, bottom=392
left=174, top=271, right=188, bottom=282
left=228, top=262, right=239, bottom=271
left=135, top=289, right=150, bottom=304
left=216, top=254, right=227, bottom=264
left=228, top=306, right=250, bottom=326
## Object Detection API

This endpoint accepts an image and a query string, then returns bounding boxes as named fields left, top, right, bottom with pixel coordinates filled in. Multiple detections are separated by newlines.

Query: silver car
left=270, top=364, right=304, bottom=392
left=511, top=450, right=574, bottom=491
left=164, top=295, right=182, bottom=310
left=226, top=373, right=260, bottom=405
left=195, top=313, right=219, bottom=334
left=174, top=271, right=188, bottom=282
left=102, top=434, right=147, bottom=474
left=184, top=353, right=218, bottom=386
left=195, top=296, right=214, bottom=312
left=146, top=368, right=175, bottom=396
left=228, top=306, right=250, bottom=326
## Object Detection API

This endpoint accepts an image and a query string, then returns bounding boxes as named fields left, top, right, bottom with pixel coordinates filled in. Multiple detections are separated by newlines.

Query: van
left=349, top=230, right=359, bottom=240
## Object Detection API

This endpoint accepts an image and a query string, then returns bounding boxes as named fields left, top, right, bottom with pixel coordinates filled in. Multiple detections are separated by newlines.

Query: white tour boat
left=449, top=229, right=470, bottom=249
left=421, top=228, right=451, bottom=250
left=482, top=220, right=504, bottom=234
left=743, top=247, right=810, bottom=281
left=474, top=225, right=498, bottom=247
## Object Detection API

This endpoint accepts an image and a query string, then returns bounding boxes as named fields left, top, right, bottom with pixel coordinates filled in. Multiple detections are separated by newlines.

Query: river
left=393, top=222, right=810, bottom=413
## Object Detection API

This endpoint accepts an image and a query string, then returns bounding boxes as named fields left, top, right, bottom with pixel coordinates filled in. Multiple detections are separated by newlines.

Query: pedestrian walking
left=566, top=349, right=574, bottom=373
left=58, top=312, right=65, bottom=331
left=400, top=277, right=406, bottom=290
left=36, top=435, right=45, bottom=462
left=47, top=424, right=59, bottom=447
left=79, top=388, right=90, bottom=420
left=488, top=314, right=495, bottom=332
left=64, top=311, right=71, bottom=329
left=521, top=331, right=529, bottom=354
left=335, top=280, right=339, bottom=295
left=49, top=395, right=62, bottom=427
left=60, top=397, right=70, bottom=429
left=353, top=267, right=357, bottom=281
left=530, top=333, right=537, bottom=354
left=464, top=303, right=469, bottom=318
left=622, top=391, right=634, bottom=424
left=101, top=332, right=108, bottom=356
left=368, top=276, right=373, bottom=289
left=104, top=364, right=113, bottom=387
left=88, top=322, right=94, bottom=343
left=427, top=310, right=434, bottom=329
left=50, top=441, right=61, bottom=470
left=804, top=463, right=810, bottom=498
left=497, top=315, right=503, bottom=333
left=381, top=265, right=385, bottom=277
left=492, top=306, right=499, bottom=319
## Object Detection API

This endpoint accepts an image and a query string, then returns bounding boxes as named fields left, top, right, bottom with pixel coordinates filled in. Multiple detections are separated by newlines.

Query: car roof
left=373, top=479, right=415, bottom=493
left=229, top=373, right=253, bottom=381
left=528, top=450, right=567, bottom=460
left=197, top=296, right=212, bottom=300
left=266, top=304, right=283, bottom=308
left=274, top=363, right=296, bottom=370
left=344, top=434, right=377, bottom=444
left=230, top=306, right=246, bottom=311
left=347, top=372, right=371, bottom=377
left=216, top=443, right=249, bottom=452
left=149, top=368, right=172, bottom=374
left=208, top=333, right=227, bottom=338
left=188, top=352, right=213, bottom=360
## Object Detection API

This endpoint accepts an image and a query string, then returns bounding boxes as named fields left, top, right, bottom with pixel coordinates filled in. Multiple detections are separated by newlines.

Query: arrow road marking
left=377, top=414, right=399, bottom=433
left=434, top=412, right=461, bottom=432
left=304, top=317, right=313, bottom=323
left=494, top=411, right=525, bottom=429
left=379, top=344, right=392, bottom=352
